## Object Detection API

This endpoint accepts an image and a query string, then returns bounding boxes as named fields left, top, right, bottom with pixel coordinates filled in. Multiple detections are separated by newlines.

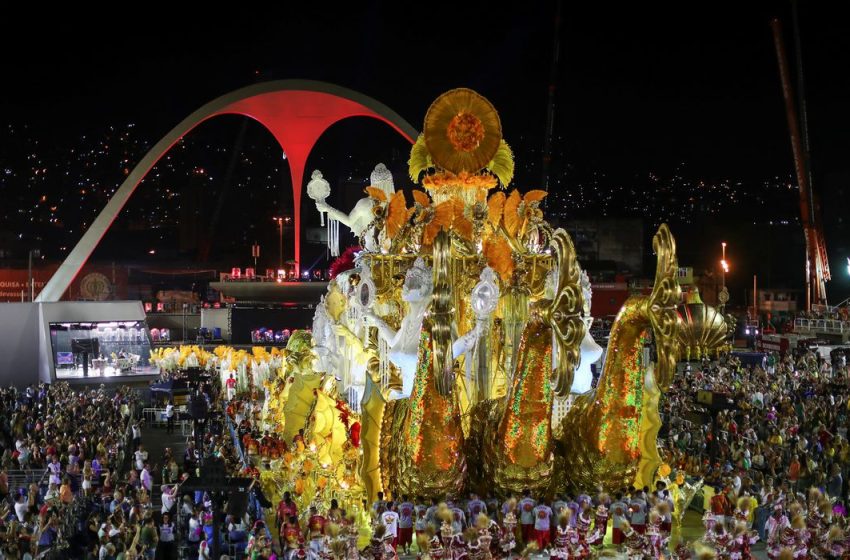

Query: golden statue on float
left=255, top=88, right=731, bottom=506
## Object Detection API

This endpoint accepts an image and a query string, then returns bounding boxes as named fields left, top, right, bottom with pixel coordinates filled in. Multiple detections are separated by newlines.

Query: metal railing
left=6, top=468, right=50, bottom=489
left=141, top=406, right=192, bottom=436
left=794, top=317, right=849, bottom=334
left=143, top=406, right=168, bottom=426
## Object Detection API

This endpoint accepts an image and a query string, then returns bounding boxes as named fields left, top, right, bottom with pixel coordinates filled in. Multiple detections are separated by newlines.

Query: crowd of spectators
left=0, top=374, right=276, bottom=560
left=661, top=349, right=850, bottom=540
left=0, top=382, right=139, bottom=559
left=14, top=341, right=850, bottom=559
left=797, top=307, right=850, bottom=322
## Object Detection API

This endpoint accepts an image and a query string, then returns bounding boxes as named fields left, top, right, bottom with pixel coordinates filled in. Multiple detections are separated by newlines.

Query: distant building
left=564, top=218, right=644, bottom=278
left=752, top=288, right=801, bottom=314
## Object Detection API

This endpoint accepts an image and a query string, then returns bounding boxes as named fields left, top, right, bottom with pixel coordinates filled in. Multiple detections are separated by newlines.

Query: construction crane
left=771, top=13, right=830, bottom=310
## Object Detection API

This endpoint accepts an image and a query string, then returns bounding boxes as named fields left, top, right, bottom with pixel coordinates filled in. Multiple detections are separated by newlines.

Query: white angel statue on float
left=365, top=257, right=489, bottom=401
left=310, top=267, right=370, bottom=410
left=311, top=297, right=338, bottom=372
left=311, top=163, right=400, bottom=253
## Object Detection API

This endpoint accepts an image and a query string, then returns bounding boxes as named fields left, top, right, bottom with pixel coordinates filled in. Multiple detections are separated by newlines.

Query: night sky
left=4, top=4, right=848, bottom=174
left=2, top=3, right=849, bottom=300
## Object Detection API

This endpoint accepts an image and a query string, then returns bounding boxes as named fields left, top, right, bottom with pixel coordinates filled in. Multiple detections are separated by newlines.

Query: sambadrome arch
left=36, top=80, right=418, bottom=302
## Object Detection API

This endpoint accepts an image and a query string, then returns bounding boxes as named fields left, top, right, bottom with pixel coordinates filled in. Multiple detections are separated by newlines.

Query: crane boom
left=770, top=17, right=829, bottom=310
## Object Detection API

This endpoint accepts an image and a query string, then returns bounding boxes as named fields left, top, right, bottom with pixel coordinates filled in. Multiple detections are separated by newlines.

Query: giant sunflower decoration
left=423, top=88, right=502, bottom=175
left=410, top=89, right=516, bottom=189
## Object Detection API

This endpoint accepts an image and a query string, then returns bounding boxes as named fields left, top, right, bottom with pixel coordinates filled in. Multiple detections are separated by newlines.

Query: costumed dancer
left=345, top=515, right=360, bottom=560
left=703, top=511, right=719, bottom=545
left=323, top=523, right=346, bottom=560
left=417, top=531, right=433, bottom=560
left=776, top=526, right=798, bottom=560
left=646, top=509, right=669, bottom=558
left=575, top=501, right=592, bottom=542
left=466, top=528, right=484, bottom=560
left=734, top=496, right=753, bottom=529
left=439, top=506, right=455, bottom=548
left=620, top=520, right=647, bottom=560
left=293, top=536, right=311, bottom=560
left=807, top=488, right=824, bottom=524
left=367, top=525, right=388, bottom=560
left=427, top=527, right=446, bottom=560
left=674, top=540, right=693, bottom=560
left=712, top=522, right=733, bottom=559
left=516, top=542, right=539, bottom=560
left=694, top=542, right=719, bottom=560
left=550, top=513, right=571, bottom=560
left=790, top=514, right=809, bottom=559
left=367, top=525, right=398, bottom=560
left=282, top=515, right=301, bottom=559
left=568, top=525, right=590, bottom=560
left=587, top=501, right=609, bottom=547
left=728, top=521, right=759, bottom=560
left=820, top=525, right=845, bottom=559
left=449, top=526, right=468, bottom=560
left=766, top=505, right=791, bottom=560
left=808, top=494, right=834, bottom=548
left=500, top=509, right=517, bottom=559
left=474, top=514, right=495, bottom=560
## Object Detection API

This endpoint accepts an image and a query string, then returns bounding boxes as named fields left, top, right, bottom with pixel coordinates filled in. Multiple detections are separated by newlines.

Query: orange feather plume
left=523, top=190, right=548, bottom=203
left=364, top=186, right=388, bottom=202
left=451, top=198, right=473, bottom=241
left=386, top=191, right=409, bottom=239
left=487, top=191, right=506, bottom=229
left=422, top=200, right=454, bottom=247
left=412, top=190, right=431, bottom=208
left=484, top=236, right=514, bottom=282
left=503, top=190, right=522, bottom=236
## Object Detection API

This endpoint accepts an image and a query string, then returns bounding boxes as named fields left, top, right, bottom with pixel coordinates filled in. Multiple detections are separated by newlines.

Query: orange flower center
left=446, top=112, right=485, bottom=152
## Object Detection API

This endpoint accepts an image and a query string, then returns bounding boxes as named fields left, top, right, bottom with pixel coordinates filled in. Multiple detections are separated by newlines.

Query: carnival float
left=153, top=89, right=732, bottom=513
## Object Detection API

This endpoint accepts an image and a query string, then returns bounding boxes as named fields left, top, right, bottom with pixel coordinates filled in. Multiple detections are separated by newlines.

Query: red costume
left=308, top=514, right=327, bottom=539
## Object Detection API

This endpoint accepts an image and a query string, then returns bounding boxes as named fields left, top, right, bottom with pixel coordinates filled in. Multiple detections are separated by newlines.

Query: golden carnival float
left=246, top=88, right=732, bottom=508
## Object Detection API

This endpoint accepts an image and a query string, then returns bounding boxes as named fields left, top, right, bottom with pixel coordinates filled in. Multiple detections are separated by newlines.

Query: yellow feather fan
left=408, top=134, right=433, bottom=182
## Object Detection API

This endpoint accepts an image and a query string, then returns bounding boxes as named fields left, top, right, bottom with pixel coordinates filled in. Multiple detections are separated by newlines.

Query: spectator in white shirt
left=161, top=484, right=177, bottom=514
left=131, top=422, right=142, bottom=448
left=141, top=463, right=153, bottom=492
left=14, top=493, right=28, bottom=523
left=134, top=445, right=148, bottom=472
